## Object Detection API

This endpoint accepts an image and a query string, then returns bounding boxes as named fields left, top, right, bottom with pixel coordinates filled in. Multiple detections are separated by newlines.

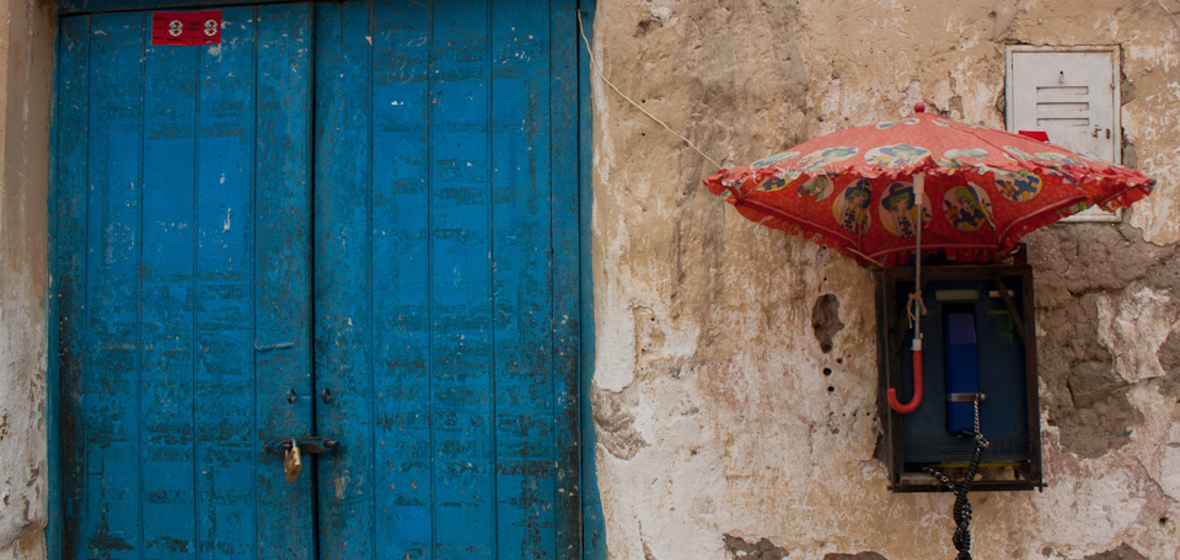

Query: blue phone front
left=945, top=310, right=980, bottom=435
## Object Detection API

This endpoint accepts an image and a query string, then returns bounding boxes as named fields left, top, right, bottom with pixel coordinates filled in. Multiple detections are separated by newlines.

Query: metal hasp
left=875, top=260, right=1043, bottom=492
left=266, top=436, right=340, bottom=456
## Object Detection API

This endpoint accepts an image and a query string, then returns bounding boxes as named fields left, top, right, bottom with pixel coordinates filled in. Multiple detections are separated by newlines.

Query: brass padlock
left=283, top=440, right=303, bottom=482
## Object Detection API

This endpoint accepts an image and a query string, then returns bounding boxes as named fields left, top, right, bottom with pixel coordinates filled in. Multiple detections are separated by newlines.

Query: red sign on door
left=151, top=10, right=222, bottom=46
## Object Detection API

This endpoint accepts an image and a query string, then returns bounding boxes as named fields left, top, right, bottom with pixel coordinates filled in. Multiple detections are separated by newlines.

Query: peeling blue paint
left=54, top=1, right=593, bottom=558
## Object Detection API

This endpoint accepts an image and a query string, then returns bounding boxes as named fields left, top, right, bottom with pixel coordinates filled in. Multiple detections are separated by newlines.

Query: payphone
left=876, top=263, right=1043, bottom=493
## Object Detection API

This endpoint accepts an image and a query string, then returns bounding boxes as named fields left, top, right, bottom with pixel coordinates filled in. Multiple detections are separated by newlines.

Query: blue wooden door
left=55, top=1, right=582, bottom=558
left=57, top=5, right=318, bottom=558
left=312, top=1, right=581, bottom=558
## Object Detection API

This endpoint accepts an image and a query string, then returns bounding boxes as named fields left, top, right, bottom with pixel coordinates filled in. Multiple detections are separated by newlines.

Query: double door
left=56, top=2, right=582, bottom=558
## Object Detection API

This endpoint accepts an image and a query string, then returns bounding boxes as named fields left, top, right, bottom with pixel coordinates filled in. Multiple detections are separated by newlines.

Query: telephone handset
left=944, top=308, right=983, bottom=436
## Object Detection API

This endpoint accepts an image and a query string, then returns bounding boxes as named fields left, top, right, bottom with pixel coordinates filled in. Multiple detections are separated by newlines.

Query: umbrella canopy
left=703, top=103, right=1155, bottom=267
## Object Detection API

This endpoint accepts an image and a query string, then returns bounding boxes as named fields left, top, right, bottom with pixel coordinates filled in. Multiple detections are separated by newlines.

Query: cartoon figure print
left=1035, top=151, right=1090, bottom=167
left=833, top=179, right=873, bottom=233
left=755, top=175, right=790, bottom=192
left=875, top=117, right=920, bottom=129
left=941, top=148, right=989, bottom=168
left=716, top=169, right=747, bottom=193
left=796, top=175, right=835, bottom=202
left=797, top=146, right=858, bottom=173
left=992, top=169, right=1043, bottom=202
left=754, top=168, right=802, bottom=192
left=750, top=151, right=800, bottom=170
left=864, top=144, right=932, bottom=168
left=942, top=183, right=994, bottom=232
left=1055, top=201, right=1091, bottom=218
left=878, top=181, right=932, bottom=237
left=1039, top=166, right=1080, bottom=190
left=1001, top=145, right=1037, bottom=162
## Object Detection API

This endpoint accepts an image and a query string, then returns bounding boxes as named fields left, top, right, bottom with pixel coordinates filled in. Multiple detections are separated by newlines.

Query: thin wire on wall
left=576, top=10, right=724, bottom=171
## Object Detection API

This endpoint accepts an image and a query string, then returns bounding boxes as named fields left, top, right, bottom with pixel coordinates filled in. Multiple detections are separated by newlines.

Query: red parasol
left=703, top=103, right=1154, bottom=268
left=704, top=102, right=1155, bottom=413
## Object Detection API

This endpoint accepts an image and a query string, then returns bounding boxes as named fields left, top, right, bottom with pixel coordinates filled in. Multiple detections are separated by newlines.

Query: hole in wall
left=811, top=294, right=845, bottom=354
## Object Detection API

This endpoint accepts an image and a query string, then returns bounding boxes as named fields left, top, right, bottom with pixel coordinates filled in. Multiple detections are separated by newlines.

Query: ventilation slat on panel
left=1035, top=85, right=1089, bottom=96
left=1037, top=118, right=1090, bottom=127
left=1035, top=102, right=1090, bottom=113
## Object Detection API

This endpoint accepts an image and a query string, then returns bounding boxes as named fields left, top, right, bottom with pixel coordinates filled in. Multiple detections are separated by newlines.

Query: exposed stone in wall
left=591, top=0, right=1180, bottom=558
left=593, top=387, right=650, bottom=460
left=1081, top=542, right=1149, bottom=560
left=722, top=534, right=789, bottom=560
left=1027, top=222, right=1180, bottom=459
left=1156, top=329, right=1180, bottom=401
left=823, top=553, right=888, bottom=560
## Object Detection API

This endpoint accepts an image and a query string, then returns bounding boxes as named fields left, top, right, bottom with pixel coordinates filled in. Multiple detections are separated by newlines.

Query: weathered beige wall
left=589, top=1, right=1180, bottom=559
left=0, top=0, right=54, bottom=558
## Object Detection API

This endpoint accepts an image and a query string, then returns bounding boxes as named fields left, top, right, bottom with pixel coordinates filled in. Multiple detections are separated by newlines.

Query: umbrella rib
left=864, top=243, right=1006, bottom=260
left=950, top=121, right=1035, bottom=157
left=844, top=247, right=885, bottom=268
left=735, top=198, right=858, bottom=245
left=735, top=198, right=888, bottom=266
left=995, top=195, right=1090, bottom=242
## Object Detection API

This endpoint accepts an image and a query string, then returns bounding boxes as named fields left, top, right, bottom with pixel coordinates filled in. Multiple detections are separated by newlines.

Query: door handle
left=266, top=436, right=339, bottom=455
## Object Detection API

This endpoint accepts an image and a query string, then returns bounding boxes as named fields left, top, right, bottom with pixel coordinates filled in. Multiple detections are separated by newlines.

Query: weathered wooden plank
left=371, top=0, right=433, bottom=556
left=57, top=15, right=90, bottom=560
left=59, top=0, right=291, bottom=16
left=61, top=3, right=585, bottom=558
left=84, top=13, right=146, bottom=558
left=490, top=0, right=557, bottom=557
left=431, top=1, right=496, bottom=557
left=140, top=25, right=198, bottom=560
left=551, top=1, right=585, bottom=557
left=254, top=5, right=315, bottom=560
left=576, top=3, right=607, bottom=557
left=314, top=3, right=376, bottom=558
left=194, top=8, right=257, bottom=556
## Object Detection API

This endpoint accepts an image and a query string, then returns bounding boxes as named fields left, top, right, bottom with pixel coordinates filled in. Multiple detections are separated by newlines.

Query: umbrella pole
left=915, top=172, right=923, bottom=345
left=888, top=173, right=925, bottom=414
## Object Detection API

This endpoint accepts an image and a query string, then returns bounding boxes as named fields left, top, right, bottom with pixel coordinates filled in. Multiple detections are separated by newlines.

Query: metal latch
left=266, top=436, right=339, bottom=456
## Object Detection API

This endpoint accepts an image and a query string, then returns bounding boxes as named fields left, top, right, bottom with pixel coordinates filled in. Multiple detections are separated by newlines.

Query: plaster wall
left=0, top=0, right=54, bottom=558
left=589, top=1, right=1180, bottom=559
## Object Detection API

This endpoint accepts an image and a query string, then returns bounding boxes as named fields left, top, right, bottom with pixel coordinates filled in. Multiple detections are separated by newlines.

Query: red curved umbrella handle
left=887, top=346, right=923, bottom=414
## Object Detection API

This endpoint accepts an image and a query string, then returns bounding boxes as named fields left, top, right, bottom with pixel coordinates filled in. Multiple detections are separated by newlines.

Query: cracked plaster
left=590, top=0, right=1180, bottom=558
left=0, top=0, right=53, bottom=558
left=1, top=0, right=1179, bottom=558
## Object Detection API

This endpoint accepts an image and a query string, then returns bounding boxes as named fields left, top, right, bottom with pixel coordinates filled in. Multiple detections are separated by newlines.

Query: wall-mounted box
left=1006, top=45, right=1122, bottom=222
left=876, top=264, right=1043, bottom=492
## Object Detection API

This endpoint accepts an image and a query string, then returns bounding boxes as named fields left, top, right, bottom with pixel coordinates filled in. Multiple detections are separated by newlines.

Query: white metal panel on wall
left=1006, top=46, right=1121, bottom=222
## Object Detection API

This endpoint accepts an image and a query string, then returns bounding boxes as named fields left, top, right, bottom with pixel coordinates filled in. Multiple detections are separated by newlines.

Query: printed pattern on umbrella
left=704, top=104, right=1155, bottom=267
